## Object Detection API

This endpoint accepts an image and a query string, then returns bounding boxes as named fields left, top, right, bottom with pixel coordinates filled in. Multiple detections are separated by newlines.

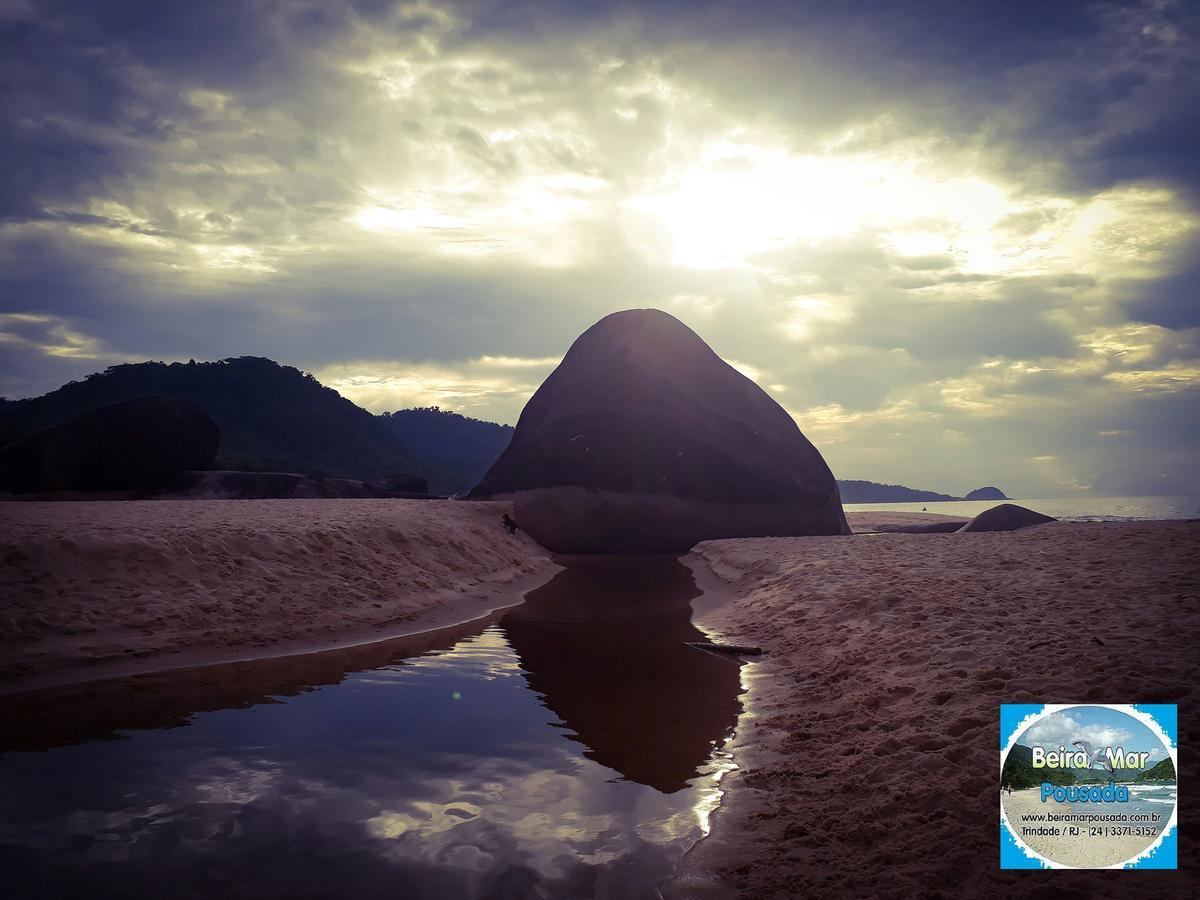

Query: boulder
left=0, top=396, right=219, bottom=493
left=467, top=308, right=849, bottom=552
left=965, top=486, right=1008, bottom=501
left=957, top=503, right=1056, bottom=533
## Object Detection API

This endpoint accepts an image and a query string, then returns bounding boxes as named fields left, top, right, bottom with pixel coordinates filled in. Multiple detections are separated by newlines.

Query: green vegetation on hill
left=1136, top=758, right=1176, bottom=783
left=0, top=358, right=413, bottom=481
left=1002, top=744, right=1079, bottom=790
left=379, top=406, right=511, bottom=492
left=837, top=479, right=958, bottom=503
left=0, top=358, right=508, bottom=493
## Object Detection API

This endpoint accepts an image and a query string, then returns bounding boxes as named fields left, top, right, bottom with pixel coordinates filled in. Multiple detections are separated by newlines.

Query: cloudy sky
left=1, top=0, right=1197, bottom=496
left=1020, top=708, right=1166, bottom=762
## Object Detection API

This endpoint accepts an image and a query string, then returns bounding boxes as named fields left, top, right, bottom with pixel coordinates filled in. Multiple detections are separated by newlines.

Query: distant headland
left=838, top=480, right=1010, bottom=504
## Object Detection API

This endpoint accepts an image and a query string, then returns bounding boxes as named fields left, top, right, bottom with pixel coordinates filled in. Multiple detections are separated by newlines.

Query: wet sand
left=0, top=499, right=558, bottom=691
left=845, top=510, right=968, bottom=533
left=671, top=521, right=1198, bottom=898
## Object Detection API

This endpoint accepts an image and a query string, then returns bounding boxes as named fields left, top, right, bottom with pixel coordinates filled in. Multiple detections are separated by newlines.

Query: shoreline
left=0, top=499, right=561, bottom=693
left=844, top=510, right=968, bottom=533
left=670, top=520, right=1198, bottom=897
left=0, top=565, right=557, bottom=696
left=663, top=555, right=787, bottom=900
left=0, top=598, right=534, bottom=753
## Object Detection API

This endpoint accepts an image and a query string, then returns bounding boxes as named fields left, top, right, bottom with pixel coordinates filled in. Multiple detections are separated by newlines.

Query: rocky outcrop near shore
left=468, top=309, right=848, bottom=552
left=958, top=503, right=1056, bottom=532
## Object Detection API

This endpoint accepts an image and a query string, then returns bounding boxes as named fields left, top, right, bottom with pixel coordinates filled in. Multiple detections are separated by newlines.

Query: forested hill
left=837, top=480, right=959, bottom=503
left=1001, top=744, right=1078, bottom=789
left=0, top=358, right=501, bottom=493
left=1136, top=758, right=1177, bottom=783
left=378, top=407, right=512, bottom=492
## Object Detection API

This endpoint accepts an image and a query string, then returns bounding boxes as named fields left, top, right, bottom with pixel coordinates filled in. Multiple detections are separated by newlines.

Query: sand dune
left=670, top=522, right=1199, bottom=898
left=0, top=499, right=557, bottom=690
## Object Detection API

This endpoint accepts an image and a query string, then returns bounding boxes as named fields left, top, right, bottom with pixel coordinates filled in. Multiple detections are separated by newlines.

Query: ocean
left=842, top=496, right=1200, bottom=522
left=1049, top=783, right=1178, bottom=825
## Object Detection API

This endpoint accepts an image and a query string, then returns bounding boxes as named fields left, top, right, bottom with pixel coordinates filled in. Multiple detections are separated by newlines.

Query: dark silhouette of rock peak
left=469, top=308, right=848, bottom=552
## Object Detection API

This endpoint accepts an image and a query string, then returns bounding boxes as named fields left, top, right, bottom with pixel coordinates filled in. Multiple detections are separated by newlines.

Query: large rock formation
left=467, top=309, right=849, bottom=552
left=0, top=396, right=219, bottom=493
left=965, top=486, right=1008, bottom=501
left=957, top=503, right=1056, bottom=533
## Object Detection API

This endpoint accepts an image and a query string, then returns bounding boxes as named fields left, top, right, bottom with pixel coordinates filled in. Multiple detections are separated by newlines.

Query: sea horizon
left=843, top=495, right=1200, bottom=522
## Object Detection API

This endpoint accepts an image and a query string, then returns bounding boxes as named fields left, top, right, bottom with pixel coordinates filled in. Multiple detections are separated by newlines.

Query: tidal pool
left=0, top=556, right=744, bottom=899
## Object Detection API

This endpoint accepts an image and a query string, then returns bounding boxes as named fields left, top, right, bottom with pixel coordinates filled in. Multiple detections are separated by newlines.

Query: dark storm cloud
left=1132, top=264, right=1200, bottom=331
left=1110, top=229, right=1200, bottom=339
left=1095, top=111, right=1200, bottom=199
left=0, top=0, right=385, bottom=227
left=461, top=0, right=1110, bottom=63
left=2, top=0, right=1193, bottom=231
left=5, top=0, right=1197, bottom=221
left=458, top=0, right=1199, bottom=196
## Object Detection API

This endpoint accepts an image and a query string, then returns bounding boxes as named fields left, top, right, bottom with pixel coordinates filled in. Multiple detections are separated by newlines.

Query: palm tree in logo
left=1072, top=739, right=1115, bottom=776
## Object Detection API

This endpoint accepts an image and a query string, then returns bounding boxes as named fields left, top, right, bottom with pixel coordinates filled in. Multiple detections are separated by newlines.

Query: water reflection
left=0, top=612, right=511, bottom=754
left=502, top=555, right=742, bottom=793
left=0, top=556, right=744, bottom=899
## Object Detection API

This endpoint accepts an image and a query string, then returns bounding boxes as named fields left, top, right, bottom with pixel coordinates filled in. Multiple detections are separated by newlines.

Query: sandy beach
left=1000, top=787, right=1170, bottom=868
left=0, top=499, right=558, bottom=690
left=0, top=504, right=962, bottom=693
left=670, top=520, right=1199, bottom=898
left=3, top=504, right=1197, bottom=895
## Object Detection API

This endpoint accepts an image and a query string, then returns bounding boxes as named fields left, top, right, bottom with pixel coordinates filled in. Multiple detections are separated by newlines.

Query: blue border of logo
left=1000, top=703, right=1177, bottom=870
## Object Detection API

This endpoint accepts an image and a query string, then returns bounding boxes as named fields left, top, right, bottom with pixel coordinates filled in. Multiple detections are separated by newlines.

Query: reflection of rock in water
left=500, top=555, right=743, bottom=794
